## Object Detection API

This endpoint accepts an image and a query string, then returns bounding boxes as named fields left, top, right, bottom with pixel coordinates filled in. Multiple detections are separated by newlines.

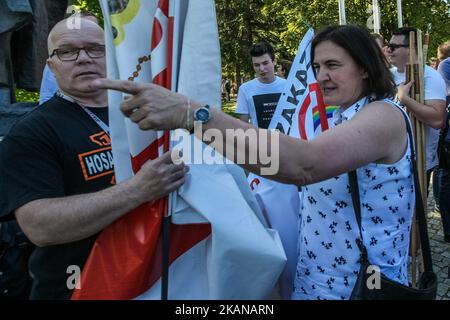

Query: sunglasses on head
left=388, top=43, right=409, bottom=52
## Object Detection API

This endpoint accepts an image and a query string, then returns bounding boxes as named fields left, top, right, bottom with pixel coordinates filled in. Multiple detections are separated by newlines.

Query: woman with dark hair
left=312, top=26, right=395, bottom=99
left=93, top=25, right=415, bottom=300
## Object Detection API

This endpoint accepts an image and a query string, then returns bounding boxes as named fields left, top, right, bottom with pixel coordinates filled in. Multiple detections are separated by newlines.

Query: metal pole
left=372, top=0, right=380, bottom=34
left=338, top=0, right=346, bottom=25
left=161, top=210, right=171, bottom=300
left=397, top=0, right=403, bottom=28
left=161, top=130, right=175, bottom=301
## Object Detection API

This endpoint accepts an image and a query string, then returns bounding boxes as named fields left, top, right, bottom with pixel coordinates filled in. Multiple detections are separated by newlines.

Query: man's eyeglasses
left=50, top=45, right=105, bottom=61
left=387, top=43, right=409, bottom=52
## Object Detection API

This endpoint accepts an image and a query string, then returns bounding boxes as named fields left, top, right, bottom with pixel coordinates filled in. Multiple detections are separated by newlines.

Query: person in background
left=371, top=32, right=390, bottom=67
left=429, top=57, right=438, bottom=70
left=235, top=41, right=286, bottom=129
left=388, top=27, right=446, bottom=195
left=437, top=40, right=450, bottom=99
left=224, top=79, right=231, bottom=102
left=276, top=59, right=292, bottom=79
left=435, top=39, right=450, bottom=243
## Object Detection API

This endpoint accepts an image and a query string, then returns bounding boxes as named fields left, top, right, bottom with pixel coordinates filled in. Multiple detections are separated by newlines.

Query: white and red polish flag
left=71, top=0, right=286, bottom=300
left=247, top=29, right=336, bottom=299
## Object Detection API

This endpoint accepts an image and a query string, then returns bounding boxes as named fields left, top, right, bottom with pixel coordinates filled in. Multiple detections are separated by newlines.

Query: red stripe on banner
left=71, top=202, right=211, bottom=299
left=71, top=201, right=162, bottom=299
left=152, top=0, right=171, bottom=151
left=159, top=0, right=169, bottom=16
left=146, top=223, right=212, bottom=292
left=298, top=93, right=311, bottom=140
left=163, top=131, right=169, bottom=152
left=153, top=72, right=169, bottom=91
left=151, top=18, right=163, bottom=50
left=310, top=83, right=329, bottom=132
left=130, top=136, right=165, bottom=173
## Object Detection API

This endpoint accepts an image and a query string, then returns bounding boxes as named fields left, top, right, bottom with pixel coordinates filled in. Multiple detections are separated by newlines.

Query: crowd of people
left=0, top=8, right=449, bottom=300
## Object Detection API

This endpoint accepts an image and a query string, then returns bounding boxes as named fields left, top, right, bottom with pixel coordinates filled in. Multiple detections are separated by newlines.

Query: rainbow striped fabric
left=312, top=105, right=338, bottom=131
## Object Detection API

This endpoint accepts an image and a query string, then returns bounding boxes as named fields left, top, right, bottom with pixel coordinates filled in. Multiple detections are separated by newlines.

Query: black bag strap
left=348, top=171, right=368, bottom=263
left=439, top=111, right=450, bottom=144
left=348, top=110, right=434, bottom=273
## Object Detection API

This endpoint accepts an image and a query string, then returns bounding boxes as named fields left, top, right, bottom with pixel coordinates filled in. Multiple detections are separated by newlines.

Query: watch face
left=196, top=108, right=210, bottom=122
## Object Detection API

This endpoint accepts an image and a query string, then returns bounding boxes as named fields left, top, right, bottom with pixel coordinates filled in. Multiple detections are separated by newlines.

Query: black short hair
left=279, top=59, right=292, bottom=74
left=249, top=42, right=275, bottom=61
left=392, top=27, right=417, bottom=45
left=312, top=25, right=395, bottom=100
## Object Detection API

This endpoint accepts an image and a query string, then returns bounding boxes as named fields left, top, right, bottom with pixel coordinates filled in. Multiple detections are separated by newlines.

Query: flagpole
left=338, top=0, right=346, bottom=25
left=153, top=0, right=176, bottom=301
left=161, top=209, right=171, bottom=300
left=372, top=0, right=380, bottom=34
left=397, top=0, right=403, bottom=28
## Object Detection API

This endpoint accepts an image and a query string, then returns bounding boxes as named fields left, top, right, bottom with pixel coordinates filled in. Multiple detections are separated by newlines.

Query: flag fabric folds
left=71, top=0, right=286, bottom=300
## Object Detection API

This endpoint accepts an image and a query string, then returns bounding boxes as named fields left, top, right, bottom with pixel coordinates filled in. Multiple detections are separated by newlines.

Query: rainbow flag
left=313, top=105, right=338, bottom=131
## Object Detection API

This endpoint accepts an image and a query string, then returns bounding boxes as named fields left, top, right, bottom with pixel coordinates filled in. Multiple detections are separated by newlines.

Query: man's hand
left=15, top=150, right=188, bottom=246
left=91, top=79, right=197, bottom=131
left=130, top=151, right=189, bottom=205
left=397, top=80, right=414, bottom=105
left=396, top=79, right=446, bottom=129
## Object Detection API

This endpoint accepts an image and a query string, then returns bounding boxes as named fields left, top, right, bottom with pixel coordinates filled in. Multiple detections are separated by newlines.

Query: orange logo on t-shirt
left=89, top=131, right=111, bottom=147
left=78, top=147, right=114, bottom=181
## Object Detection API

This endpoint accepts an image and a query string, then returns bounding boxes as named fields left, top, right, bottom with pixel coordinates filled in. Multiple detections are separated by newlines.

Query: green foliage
left=222, top=100, right=239, bottom=118
left=72, top=0, right=104, bottom=25
left=15, top=89, right=39, bottom=103
left=58, top=1, right=450, bottom=84
left=217, top=0, right=450, bottom=81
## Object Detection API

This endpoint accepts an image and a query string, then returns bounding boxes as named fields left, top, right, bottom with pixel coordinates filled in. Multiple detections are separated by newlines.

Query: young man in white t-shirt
left=236, top=42, right=293, bottom=300
left=388, top=27, right=447, bottom=185
left=236, top=42, right=286, bottom=129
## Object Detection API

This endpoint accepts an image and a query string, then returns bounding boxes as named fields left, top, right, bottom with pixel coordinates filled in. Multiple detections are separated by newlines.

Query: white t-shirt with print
left=391, top=66, right=447, bottom=170
left=236, top=76, right=287, bottom=129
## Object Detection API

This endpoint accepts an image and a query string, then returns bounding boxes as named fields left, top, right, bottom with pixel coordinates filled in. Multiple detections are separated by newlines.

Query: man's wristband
left=186, top=98, right=194, bottom=132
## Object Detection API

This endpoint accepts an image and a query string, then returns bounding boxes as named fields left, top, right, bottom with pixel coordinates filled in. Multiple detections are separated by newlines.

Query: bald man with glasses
left=39, top=11, right=100, bottom=105
left=0, top=18, right=188, bottom=299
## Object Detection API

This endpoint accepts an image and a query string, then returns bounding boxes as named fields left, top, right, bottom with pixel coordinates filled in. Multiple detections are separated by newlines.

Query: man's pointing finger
left=90, top=78, right=146, bottom=95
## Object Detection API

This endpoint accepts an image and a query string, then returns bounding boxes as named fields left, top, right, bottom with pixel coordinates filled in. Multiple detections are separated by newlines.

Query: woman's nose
left=316, top=68, right=329, bottom=82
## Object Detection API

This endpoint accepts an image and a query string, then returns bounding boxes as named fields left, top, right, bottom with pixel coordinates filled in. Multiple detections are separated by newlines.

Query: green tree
left=217, top=0, right=449, bottom=83
left=15, top=89, right=39, bottom=103
left=72, top=0, right=104, bottom=25
left=217, top=0, right=272, bottom=85
left=48, top=0, right=450, bottom=89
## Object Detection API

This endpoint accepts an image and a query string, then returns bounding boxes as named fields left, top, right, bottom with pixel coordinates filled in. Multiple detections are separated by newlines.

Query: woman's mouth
left=322, top=87, right=336, bottom=95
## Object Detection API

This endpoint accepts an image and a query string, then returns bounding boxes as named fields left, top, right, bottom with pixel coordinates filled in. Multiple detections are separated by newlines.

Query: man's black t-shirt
left=0, top=96, right=114, bottom=299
